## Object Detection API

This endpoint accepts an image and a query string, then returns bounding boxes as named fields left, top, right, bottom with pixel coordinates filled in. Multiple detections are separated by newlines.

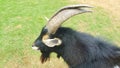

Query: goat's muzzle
left=32, top=43, right=39, bottom=50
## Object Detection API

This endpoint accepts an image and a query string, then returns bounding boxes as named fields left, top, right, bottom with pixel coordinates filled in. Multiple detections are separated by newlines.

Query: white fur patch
left=114, top=65, right=119, bottom=68
left=32, top=46, right=39, bottom=50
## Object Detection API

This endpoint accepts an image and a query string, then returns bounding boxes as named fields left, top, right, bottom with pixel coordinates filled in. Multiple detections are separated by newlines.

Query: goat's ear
left=42, top=38, right=62, bottom=47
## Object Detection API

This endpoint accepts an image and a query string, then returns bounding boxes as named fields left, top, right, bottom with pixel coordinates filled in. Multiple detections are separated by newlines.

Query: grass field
left=0, top=0, right=120, bottom=68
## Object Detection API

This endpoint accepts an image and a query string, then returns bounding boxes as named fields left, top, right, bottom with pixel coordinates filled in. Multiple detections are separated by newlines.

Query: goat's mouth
left=32, top=46, right=40, bottom=50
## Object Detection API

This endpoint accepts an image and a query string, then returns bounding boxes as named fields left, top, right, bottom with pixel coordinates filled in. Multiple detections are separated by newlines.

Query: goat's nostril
left=32, top=43, right=35, bottom=47
left=32, top=45, right=34, bottom=47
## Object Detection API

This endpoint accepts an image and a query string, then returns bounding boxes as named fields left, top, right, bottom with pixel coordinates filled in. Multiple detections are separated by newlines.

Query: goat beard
left=40, top=52, right=50, bottom=63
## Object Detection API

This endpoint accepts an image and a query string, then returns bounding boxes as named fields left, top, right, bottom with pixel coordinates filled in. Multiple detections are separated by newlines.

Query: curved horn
left=45, top=4, right=93, bottom=34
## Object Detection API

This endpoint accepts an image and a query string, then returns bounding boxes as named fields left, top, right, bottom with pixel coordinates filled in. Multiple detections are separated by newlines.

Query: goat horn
left=45, top=4, right=93, bottom=34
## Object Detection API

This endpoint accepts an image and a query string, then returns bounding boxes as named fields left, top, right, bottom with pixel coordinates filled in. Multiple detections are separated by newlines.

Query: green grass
left=0, top=0, right=120, bottom=68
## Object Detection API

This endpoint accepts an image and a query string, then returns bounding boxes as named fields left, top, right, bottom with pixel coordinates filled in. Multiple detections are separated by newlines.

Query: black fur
left=33, top=27, right=120, bottom=68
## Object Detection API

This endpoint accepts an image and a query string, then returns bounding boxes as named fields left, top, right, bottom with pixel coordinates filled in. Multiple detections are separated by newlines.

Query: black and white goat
left=32, top=4, right=120, bottom=68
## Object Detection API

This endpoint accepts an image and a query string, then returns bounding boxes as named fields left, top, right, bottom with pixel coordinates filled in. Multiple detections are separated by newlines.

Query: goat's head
left=32, top=4, right=92, bottom=63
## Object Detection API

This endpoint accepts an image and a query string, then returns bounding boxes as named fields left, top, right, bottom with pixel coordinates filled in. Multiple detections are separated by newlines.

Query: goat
left=32, top=4, right=120, bottom=68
